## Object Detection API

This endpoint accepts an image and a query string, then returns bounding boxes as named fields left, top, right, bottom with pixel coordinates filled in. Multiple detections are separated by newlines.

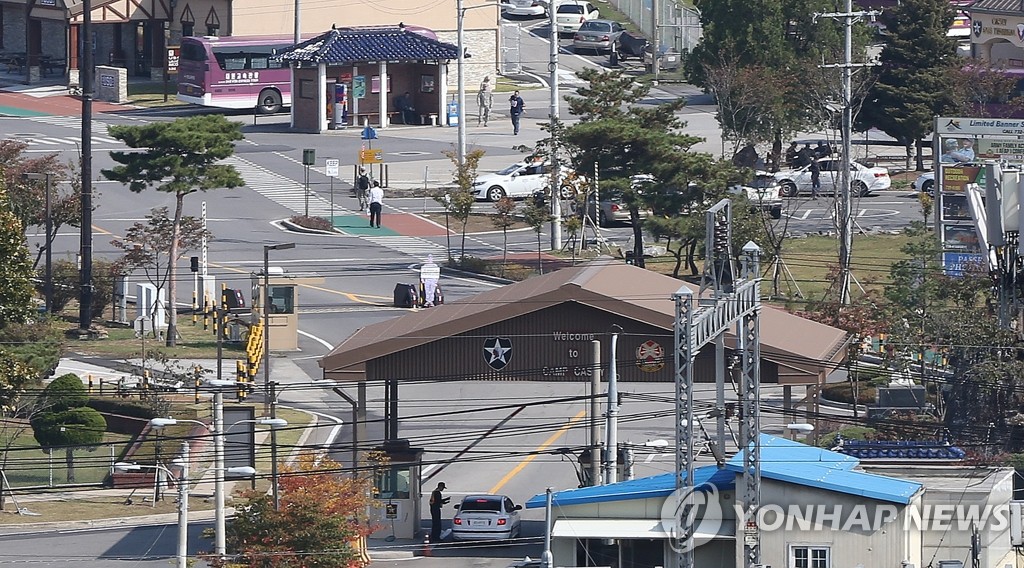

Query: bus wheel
left=257, top=89, right=282, bottom=114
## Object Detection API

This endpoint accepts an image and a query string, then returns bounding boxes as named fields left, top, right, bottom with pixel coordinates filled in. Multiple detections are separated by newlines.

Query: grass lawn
left=2, top=430, right=134, bottom=488
left=643, top=231, right=912, bottom=304
left=127, top=80, right=186, bottom=108
left=60, top=317, right=248, bottom=360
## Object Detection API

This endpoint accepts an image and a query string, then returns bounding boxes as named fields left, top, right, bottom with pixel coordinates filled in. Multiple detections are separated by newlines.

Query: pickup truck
left=731, top=171, right=783, bottom=219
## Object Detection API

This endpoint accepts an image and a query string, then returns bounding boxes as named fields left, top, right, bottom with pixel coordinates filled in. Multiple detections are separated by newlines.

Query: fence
left=605, top=0, right=702, bottom=56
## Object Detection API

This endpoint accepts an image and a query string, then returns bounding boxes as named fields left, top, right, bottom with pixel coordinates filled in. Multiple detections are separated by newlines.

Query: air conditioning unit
left=1010, top=501, right=1024, bottom=546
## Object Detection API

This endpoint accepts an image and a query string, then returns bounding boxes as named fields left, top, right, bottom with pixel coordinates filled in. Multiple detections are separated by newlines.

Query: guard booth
left=371, top=439, right=424, bottom=539
left=250, top=270, right=324, bottom=350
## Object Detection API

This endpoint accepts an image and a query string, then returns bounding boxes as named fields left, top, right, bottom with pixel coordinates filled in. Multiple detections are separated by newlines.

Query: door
left=819, top=159, right=840, bottom=194
left=134, top=22, right=151, bottom=76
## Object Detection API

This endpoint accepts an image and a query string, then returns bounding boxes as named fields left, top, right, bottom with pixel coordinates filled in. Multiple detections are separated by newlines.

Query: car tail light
left=453, top=517, right=462, bottom=525
left=574, top=33, right=583, bottom=40
left=579, top=16, right=585, bottom=22
left=611, top=204, right=620, bottom=212
left=497, top=518, right=508, bottom=525
left=874, top=172, right=888, bottom=178
left=599, top=34, right=610, bottom=41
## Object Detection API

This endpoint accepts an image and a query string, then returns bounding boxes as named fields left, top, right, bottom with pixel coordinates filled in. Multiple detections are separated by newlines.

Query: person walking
left=356, top=168, right=371, bottom=210
left=368, top=180, right=384, bottom=228
left=810, top=157, right=821, bottom=200
left=509, top=90, right=525, bottom=135
left=429, top=482, right=450, bottom=543
left=477, top=76, right=494, bottom=126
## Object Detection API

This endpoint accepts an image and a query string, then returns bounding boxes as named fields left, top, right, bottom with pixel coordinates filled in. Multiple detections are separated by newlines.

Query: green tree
left=45, top=258, right=117, bottom=318
left=438, top=147, right=485, bottom=266
left=110, top=208, right=211, bottom=332
left=31, top=374, right=105, bottom=482
left=491, top=196, right=518, bottom=275
left=560, top=68, right=707, bottom=268
left=856, top=0, right=959, bottom=170
left=947, top=60, right=1024, bottom=118
left=0, top=350, right=36, bottom=410
left=523, top=198, right=552, bottom=274
left=102, top=115, right=244, bottom=346
left=0, top=185, right=36, bottom=329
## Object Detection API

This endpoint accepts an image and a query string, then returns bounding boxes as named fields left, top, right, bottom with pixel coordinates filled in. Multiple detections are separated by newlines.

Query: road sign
left=360, top=149, right=383, bottom=164
left=325, top=159, right=340, bottom=177
left=361, top=126, right=378, bottom=140
left=420, top=263, right=441, bottom=280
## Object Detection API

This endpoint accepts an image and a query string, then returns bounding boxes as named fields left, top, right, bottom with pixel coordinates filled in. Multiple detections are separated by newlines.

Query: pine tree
left=857, top=0, right=959, bottom=170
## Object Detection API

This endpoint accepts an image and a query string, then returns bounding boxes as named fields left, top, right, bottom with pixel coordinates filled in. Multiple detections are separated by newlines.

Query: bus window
left=180, top=42, right=208, bottom=62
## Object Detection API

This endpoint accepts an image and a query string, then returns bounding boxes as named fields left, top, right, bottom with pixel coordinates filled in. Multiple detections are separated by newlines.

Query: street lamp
left=22, top=172, right=53, bottom=313
left=150, top=392, right=285, bottom=559
left=114, top=445, right=256, bottom=568
left=263, top=242, right=294, bottom=512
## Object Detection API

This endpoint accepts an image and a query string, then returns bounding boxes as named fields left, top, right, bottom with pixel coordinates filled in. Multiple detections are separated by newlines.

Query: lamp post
left=114, top=447, right=256, bottom=567
left=263, top=243, right=295, bottom=414
left=22, top=172, right=53, bottom=313
left=150, top=401, right=283, bottom=559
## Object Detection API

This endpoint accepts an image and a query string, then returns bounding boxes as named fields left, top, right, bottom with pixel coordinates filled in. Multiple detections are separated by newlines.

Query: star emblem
left=483, top=337, right=513, bottom=370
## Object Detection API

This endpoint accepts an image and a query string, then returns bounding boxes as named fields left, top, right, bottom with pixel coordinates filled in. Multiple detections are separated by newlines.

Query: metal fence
left=606, top=0, right=702, bottom=56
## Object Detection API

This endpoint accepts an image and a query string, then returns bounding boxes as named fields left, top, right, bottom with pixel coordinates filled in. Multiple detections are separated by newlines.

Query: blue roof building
left=523, top=435, right=1012, bottom=568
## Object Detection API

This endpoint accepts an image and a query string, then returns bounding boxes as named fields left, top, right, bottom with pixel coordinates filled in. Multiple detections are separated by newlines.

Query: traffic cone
left=421, top=535, right=433, bottom=557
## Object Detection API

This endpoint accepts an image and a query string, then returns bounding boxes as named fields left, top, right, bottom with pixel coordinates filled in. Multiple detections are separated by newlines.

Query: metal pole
left=456, top=0, right=466, bottom=165
left=838, top=0, right=853, bottom=305
left=604, top=325, right=620, bottom=485
left=589, top=339, right=601, bottom=486
left=270, top=381, right=280, bottom=511
left=715, top=334, right=725, bottom=450
left=177, top=442, right=189, bottom=568
left=542, top=487, right=553, bottom=568
left=79, top=0, right=94, bottom=332
left=263, top=245, right=271, bottom=416
left=651, top=0, right=660, bottom=80
left=303, top=165, right=310, bottom=218
left=293, top=0, right=300, bottom=43
left=213, top=389, right=226, bottom=558
left=548, top=0, right=561, bottom=251
left=44, top=173, right=53, bottom=313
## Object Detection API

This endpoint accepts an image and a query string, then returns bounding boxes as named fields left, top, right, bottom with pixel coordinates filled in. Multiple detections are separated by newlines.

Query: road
left=0, top=21, right=911, bottom=565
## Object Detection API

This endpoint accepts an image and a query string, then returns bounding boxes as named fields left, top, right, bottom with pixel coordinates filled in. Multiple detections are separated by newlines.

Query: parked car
left=503, top=0, right=550, bottom=17
left=912, top=172, right=934, bottom=195
left=732, top=172, right=784, bottom=219
left=471, top=160, right=578, bottom=201
left=574, top=189, right=652, bottom=226
left=573, top=19, right=625, bottom=54
left=773, top=158, right=891, bottom=197
left=555, top=1, right=600, bottom=35
left=451, top=494, right=522, bottom=541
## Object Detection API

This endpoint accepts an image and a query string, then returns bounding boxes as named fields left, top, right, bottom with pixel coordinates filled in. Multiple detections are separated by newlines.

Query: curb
left=440, top=266, right=514, bottom=285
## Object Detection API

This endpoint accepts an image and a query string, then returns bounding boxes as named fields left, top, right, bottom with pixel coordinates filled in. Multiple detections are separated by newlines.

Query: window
left=182, top=23, right=195, bottom=37
left=791, top=546, right=830, bottom=568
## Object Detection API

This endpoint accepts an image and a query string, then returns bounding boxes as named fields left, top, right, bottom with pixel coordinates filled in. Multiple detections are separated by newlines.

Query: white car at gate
left=471, top=160, right=577, bottom=201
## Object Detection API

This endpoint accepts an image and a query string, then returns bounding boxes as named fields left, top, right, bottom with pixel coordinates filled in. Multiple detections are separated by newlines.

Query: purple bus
left=177, top=35, right=297, bottom=114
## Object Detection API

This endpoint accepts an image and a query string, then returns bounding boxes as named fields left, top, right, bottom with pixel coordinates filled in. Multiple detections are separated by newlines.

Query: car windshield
left=497, top=164, right=524, bottom=175
left=461, top=498, right=502, bottom=512
left=579, top=21, right=610, bottom=32
left=558, top=4, right=584, bottom=13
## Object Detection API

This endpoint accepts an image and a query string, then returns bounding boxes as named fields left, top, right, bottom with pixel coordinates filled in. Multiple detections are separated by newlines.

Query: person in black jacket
left=429, top=482, right=450, bottom=543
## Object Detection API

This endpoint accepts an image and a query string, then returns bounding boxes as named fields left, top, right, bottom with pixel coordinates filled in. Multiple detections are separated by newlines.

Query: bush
left=0, top=320, right=62, bottom=379
left=46, top=258, right=116, bottom=318
left=821, top=381, right=876, bottom=405
left=288, top=215, right=334, bottom=231
left=42, top=373, right=88, bottom=411
left=87, top=397, right=161, bottom=419
left=817, top=426, right=879, bottom=448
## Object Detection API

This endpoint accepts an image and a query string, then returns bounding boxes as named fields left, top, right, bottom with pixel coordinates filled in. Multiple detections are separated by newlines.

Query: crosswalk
left=9, top=116, right=121, bottom=148
left=360, top=235, right=448, bottom=259
left=226, top=155, right=342, bottom=217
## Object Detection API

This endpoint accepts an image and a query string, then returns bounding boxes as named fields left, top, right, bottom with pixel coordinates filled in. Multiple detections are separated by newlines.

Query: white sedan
left=452, top=494, right=522, bottom=541
left=555, top=1, right=600, bottom=34
left=471, top=160, right=577, bottom=201
left=912, top=172, right=934, bottom=195
left=773, top=158, right=891, bottom=197
left=503, top=0, right=550, bottom=17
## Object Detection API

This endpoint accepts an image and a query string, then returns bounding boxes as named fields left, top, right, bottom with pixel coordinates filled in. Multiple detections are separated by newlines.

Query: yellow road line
left=488, top=409, right=587, bottom=495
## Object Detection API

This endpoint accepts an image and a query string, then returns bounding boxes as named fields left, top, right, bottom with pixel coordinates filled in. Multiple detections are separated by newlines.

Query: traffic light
left=190, top=256, right=199, bottom=272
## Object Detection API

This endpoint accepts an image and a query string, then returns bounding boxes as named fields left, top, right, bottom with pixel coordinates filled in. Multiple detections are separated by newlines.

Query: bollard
left=88, top=375, right=93, bottom=393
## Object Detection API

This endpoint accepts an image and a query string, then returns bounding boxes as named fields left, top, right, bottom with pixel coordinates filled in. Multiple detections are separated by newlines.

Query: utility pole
left=548, top=2, right=562, bottom=250
left=589, top=339, right=601, bottom=486
left=651, top=0, right=660, bottom=81
left=818, top=0, right=878, bottom=305
left=604, top=325, right=621, bottom=485
left=79, top=0, right=94, bottom=333
left=456, top=0, right=466, bottom=165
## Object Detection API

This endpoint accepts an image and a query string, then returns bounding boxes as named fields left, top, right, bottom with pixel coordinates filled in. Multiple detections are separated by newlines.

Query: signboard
left=940, top=165, right=982, bottom=193
left=943, top=223, right=981, bottom=251
left=943, top=252, right=985, bottom=277
left=385, top=502, right=398, bottom=519
left=325, top=159, right=340, bottom=178
left=353, top=75, right=366, bottom=99
left=360, top=149, right=383, bottom=164
left=420, top=263, right=441, bottom=281
left=937, top=117, right=1024, bottom=137
left=977, top=138, right=1024, bottom=161
left=166, top=46, right=180, bottom=75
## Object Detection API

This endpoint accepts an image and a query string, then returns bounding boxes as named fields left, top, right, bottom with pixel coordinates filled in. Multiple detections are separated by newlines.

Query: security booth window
left=268, top=286, right=294, bottom=314
left=374, top=466, right=411, bottom=499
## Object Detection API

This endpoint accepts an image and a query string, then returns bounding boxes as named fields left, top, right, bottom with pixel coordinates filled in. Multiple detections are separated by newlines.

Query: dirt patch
left=422, top=212, right=532, bottom=233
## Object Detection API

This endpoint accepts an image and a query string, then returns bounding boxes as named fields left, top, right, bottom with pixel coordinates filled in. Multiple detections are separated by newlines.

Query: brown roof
left=319, top=259, right=849, bottom=380
left=969, top=0, right=1024, bottom=12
